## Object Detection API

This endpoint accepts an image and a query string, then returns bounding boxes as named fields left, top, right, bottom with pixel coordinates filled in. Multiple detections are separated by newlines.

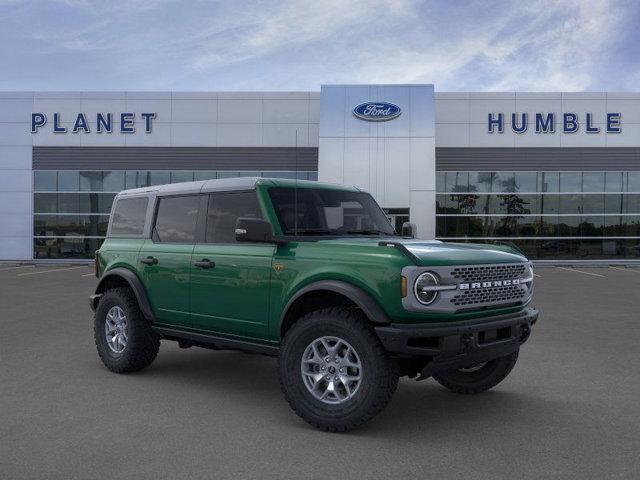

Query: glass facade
left=33, top=170, right=318, bottom=259
left=436, top=171, right=640, bottom=260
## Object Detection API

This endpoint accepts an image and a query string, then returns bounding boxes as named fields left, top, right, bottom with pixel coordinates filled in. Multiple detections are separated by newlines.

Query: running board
left=153, top=326, right=280, bottom=356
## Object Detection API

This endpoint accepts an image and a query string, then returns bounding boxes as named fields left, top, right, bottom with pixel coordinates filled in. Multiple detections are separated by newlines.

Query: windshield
left=268, top=187, right=397, bottom=236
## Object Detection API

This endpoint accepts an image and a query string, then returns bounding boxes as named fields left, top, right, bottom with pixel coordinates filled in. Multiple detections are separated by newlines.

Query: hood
left=398, top=240, right=526, bottom=266
left=316, top=238, right=527, bottom=266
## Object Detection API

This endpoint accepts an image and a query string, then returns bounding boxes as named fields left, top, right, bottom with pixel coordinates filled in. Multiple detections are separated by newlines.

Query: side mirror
left=235, top=217, right=274, bottom=243
left=401, top=222, right=417, bottom=238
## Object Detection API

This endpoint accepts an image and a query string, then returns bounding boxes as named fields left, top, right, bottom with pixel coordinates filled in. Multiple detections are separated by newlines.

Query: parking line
left=557, top=266, right=606, bottom=278
left=609, top=266, right=640, bottom=274
left=17, top=266, right=86, bottom=277
left=534, top=273, right=542, bottom=278
left=0, top=265, right=34, bottom=272
left=82, top=273, right=96, bottom=277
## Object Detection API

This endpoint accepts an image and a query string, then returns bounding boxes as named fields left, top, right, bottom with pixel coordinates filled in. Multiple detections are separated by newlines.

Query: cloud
left=0, top=0, right=637, bottom=91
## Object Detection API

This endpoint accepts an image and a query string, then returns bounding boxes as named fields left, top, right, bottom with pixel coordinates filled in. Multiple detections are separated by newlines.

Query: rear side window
left=110, top=197, right=148, bottom=236
left=153, top=195, right=200, bottom=244
left=205, top=192, right=262, bottom=243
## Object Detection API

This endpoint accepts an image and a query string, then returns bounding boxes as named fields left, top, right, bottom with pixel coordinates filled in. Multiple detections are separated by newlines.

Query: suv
left=91, top=177, right=538, bottom=431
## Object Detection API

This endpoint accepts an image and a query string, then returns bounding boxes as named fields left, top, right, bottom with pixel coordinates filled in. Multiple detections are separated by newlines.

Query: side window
left=110, top=197, right=148, bottom=236
left=153, top=195, right=200, bottom=244
left=205, top=192, right=262, bottom=243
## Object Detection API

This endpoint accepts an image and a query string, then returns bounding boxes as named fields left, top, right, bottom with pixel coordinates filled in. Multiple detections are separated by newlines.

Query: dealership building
left=1, top=84, right=639, bottom=262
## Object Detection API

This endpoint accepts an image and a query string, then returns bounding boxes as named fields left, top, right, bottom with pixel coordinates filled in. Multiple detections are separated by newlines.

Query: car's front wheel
left=278, top=308, right=399, bottom=432
left=94, top=287, right=160, bottom=373
left=432, top=350, right=519, bottom=394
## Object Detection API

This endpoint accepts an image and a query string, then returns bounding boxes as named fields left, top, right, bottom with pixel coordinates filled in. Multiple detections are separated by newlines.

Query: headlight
left=414, top=272, right=440, bottom=305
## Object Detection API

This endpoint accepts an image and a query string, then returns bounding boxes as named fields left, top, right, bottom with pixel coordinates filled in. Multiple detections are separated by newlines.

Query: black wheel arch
left=92, top=268, right=155, bottom=322
left=279, top=280, right=391, bottom=338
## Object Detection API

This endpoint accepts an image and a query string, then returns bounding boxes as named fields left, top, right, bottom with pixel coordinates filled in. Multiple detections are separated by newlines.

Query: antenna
left=294, top=129, right=299, bottom=236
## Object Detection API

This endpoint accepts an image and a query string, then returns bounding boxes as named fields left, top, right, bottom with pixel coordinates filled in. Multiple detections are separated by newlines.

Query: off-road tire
left=433, top=350, right=519, bottom=394
left=94, top=287, right=160, bottom=373
left=278, top=307, right=399, bottom=432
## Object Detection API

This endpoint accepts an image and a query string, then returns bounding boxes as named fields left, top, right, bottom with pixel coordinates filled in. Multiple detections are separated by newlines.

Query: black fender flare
left=93, top=268, right=155, bottom=322
left=279, top=280, right=391, bottom=332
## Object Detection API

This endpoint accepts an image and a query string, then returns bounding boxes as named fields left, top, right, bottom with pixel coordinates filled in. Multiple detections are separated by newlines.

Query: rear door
left=139, top=194, right=201, bottom=328
left=190, top=191, right=274, bottom=338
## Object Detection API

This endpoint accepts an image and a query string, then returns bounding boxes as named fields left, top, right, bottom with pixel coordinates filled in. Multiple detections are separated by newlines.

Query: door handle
left=194, top=259, right=215, bottom=269
left=140, top=256, right=158, bottom=265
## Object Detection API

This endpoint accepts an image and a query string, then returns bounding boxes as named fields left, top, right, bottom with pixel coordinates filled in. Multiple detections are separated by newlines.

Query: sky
left=0, top=0, right=638, bottom=92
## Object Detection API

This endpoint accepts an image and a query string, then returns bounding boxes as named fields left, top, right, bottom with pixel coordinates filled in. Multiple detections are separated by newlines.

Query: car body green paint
left=96, top=178, right=532, bottom=345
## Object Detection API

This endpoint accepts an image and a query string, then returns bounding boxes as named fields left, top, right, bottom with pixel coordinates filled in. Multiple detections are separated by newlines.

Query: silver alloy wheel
left=105, top=306, right=128, bottom=354
left=300, top=336, right=362, bottom=405
left=458, top=362, right=488, bottom=373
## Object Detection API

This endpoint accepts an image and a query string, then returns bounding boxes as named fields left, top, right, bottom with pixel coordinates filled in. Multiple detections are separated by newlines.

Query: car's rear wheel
left=278, top=307, right=399, bottom=432
left=94, top=287, right=160, bottom=373
left=432, top=350, right=519, bottom=394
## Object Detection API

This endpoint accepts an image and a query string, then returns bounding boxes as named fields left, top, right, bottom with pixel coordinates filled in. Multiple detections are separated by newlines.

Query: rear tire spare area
left=278, top=307, right=399, bottom=432
left=432, top=350, right=519, bottom=394
left=94, top=287, right=160, bottom=373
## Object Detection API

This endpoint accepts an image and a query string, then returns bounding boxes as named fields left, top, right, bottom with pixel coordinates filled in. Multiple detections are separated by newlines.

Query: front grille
left=451, top=264, right=527, bottom=283
left=451, top=285, right=525, bottom=307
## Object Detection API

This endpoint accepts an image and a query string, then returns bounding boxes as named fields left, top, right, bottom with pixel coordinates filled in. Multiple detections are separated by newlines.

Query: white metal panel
left=263, top=100, right=309, bottom=123
left=344, top=86, right=374, bottom=138
left=342, top=137, right=371, bottom=192
left=171, top=99, right=218, bottom=123
left=0, top=170, right=31, bottom=192
left=218, top=99, right=262, bottom=123
left=410, top=137, right=436, bottom=191
left=125, top=99, right=171, bottom=123
left=469, top=123, right=515, bottom=147
left=309, top=99, right=320, bottom=123
left=33, top=97, right=82, bottom=121
left=262, top=124, right=309, bottom=147
left=80, top=127, right=127, bottom=146
left=469, top=98, right=516, bottom=124
left=32, top=125, right=81, bottom=146
left=81, top=98, right=127, bottom=118
left=560, top=128, right=607, bottom=147
left=0, top=98, right=33, bottom=122
left=605, top=124, right=640, bottom=147
left=318, top=86, right=346, bottom=137
left=560, top=98, right=607, bottom=120
left=0, top=214, right=32, bottom=236
left=0, top=236, right=32, bottom=260
left=435, top=99, right=469, bottom=124
left=0, top=146, right=31, bottom=170
left=171, top=123, right=217, bottom=146
left=317, top=137, right=344, bottom=183
left=216, top=124, right=262, bottom=146
left=514, top=129, right=562, bottom=147
left=0, top=191, right=31, bottom=214
left=123, top=124, right=171, bottom=146
left=435, top=123, right=469, bottom=147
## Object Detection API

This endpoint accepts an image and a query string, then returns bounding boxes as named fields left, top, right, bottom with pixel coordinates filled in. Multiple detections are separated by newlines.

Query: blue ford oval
left=353, top=102, right=402, bottom=122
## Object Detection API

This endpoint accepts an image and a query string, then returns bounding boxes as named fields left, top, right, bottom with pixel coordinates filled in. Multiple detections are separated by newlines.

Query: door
left=190, top=191, right=275, bottom=338
left=139, top=194, right=201, bottom=327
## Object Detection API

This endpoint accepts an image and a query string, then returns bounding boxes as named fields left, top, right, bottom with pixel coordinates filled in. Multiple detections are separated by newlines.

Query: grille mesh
left=451, top=264, right=526, bottom=283
left=451, top=285, right=525, bottom=307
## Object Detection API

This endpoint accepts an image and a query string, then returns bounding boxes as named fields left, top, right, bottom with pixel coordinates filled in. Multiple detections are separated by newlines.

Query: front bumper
left=375, top=308, right=538, bottom=372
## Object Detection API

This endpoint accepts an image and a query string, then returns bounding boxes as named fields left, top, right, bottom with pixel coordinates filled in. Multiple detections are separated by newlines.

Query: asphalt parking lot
left=1, top=264, right=639, bottom=479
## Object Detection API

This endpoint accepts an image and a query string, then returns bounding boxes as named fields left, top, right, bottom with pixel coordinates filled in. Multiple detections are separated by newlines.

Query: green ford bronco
left=91, top=177, right=538, bottom=431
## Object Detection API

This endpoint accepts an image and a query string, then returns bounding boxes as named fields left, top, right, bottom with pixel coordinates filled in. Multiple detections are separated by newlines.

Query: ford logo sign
left=353, top=102, right=401, bottom=122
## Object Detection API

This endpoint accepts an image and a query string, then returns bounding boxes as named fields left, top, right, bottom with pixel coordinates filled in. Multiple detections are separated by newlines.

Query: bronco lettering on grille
left=459, top=279, right=521, bottom=290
